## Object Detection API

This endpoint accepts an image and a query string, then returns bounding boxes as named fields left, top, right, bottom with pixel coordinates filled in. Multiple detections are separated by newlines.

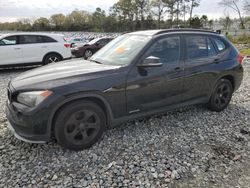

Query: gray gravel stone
left=0, top=64, right=250, bottom=187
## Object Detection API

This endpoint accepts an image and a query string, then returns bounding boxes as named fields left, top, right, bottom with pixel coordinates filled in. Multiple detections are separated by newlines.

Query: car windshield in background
left=90, top=34, right=151, bottom=66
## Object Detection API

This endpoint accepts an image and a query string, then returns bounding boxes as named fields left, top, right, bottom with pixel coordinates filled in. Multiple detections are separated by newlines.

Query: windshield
left=90, top=34, right=151, bottom=66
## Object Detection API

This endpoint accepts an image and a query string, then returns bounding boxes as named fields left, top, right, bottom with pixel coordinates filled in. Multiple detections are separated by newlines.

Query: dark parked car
left=6, top=29, right=243, bottom=150
left=71, top=37, right=113, bottom=59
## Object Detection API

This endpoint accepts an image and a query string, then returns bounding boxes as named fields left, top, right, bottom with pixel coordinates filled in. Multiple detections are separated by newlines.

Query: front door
left=126, top=35, right=185, bottom=114
left=0, top=35, right=23, bottom=65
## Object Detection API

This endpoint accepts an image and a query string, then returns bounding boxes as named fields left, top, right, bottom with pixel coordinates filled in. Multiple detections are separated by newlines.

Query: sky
left=0, top=0, right=243, bottom=23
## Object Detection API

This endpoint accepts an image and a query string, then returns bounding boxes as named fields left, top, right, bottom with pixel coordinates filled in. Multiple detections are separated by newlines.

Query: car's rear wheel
left=207, top=79, right=233, bottom=112
left=43, top=53, right=62, bottom=65
left=54, top=101, right=106, bottom=150
left=84, top=49, right=93, bottom=59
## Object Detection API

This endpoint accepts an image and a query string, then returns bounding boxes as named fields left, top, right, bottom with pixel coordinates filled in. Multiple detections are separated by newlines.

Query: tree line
left=0, top=0, right=249, bottom=32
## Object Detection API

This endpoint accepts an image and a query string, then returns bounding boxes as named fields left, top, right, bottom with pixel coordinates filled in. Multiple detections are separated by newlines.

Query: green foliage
left=0, top=0, right=205, bottom=32
left=240, top=48, right=250, bottom=55
left=228, top=34, right=250, bottom=44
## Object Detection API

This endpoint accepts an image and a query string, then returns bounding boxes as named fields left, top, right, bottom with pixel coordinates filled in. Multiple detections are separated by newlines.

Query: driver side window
left=0, top=36, right=18, bottom=46
left=145, top=36, right=180, bottom=64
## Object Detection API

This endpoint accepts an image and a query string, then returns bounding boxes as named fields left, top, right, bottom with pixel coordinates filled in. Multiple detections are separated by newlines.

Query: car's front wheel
left=207, top=79, right=233, bottom=112
left=54, top=101, right=106, bottom=150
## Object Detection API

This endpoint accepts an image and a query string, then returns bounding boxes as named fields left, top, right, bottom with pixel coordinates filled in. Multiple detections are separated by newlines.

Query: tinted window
left=98, top=39, right=109, bottom=46
left=20, top=35, right=38, bottom=44
left=38, top=36, right=57, bottom=43
left=208, top=38, right=217, bottom=56
left=0, top=36, right=18, bottom=45
left=214, top=38, right=226, bottom=51
left=186, top=35, right=217, bottom=59
left=146, top=36, right=180, bottom=64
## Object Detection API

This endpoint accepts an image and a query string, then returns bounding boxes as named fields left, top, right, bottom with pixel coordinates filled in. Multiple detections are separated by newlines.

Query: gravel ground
left=0, top=60, right=250, bottom=188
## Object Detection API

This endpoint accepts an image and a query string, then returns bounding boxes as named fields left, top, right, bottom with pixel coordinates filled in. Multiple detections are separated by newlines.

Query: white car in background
left=0, top=33, right=71, bottom=67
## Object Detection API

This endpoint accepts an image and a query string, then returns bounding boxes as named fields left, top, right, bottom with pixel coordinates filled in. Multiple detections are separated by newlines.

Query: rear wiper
left=89, top=59, right=102, bottom=64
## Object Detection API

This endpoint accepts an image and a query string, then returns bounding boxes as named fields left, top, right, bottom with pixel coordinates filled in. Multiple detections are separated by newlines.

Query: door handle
left=41, top=46, right=48, bottom=48
left=14, top=48, right=21, bottom=50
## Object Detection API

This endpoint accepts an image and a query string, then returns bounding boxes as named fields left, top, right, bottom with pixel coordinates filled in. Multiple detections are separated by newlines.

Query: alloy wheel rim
left=85, top=50, right=92, bottom=58
left=214, top=83, right=231, bottom=108
left=48, top=56, right=59, bottom=63
left=64, top=109, right=101, bottom=145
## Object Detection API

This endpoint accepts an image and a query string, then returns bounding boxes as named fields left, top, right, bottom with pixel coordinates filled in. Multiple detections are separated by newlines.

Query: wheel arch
left=220, top=75, right=235, bottom=91
left=48, top=94, right=114, bottom=137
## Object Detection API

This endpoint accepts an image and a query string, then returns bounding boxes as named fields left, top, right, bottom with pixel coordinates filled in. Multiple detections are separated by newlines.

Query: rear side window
left=186, top=35, right=217, bottom=59
left=146, top=36, right=180, bottom=64
left=20, top=35, right=38, bottom=44
left=213, top=38, right=226, bottom=52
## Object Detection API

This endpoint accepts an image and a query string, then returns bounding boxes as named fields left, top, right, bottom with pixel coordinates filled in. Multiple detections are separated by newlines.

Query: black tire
left=54, top=101, right=106, bottom=150
left=43, top=53, right=62, bottom=65
left=207, top=79, right=233, bottom=112
left=84, top=49, right=93, bottom=59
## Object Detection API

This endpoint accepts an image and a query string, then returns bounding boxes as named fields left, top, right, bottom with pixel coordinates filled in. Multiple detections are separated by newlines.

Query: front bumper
left=5, top=101, right=50, bottom=143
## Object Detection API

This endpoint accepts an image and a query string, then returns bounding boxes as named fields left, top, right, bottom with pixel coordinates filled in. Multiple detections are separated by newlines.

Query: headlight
left=17, top=90, right=53, bottom=107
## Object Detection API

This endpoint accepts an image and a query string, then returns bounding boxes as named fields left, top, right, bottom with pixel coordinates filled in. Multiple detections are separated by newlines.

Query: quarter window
left=38, top=36, right=57, bottom=43
left=146, top=37, right=180, bottom=64
left=214, top=38, right=226, bottom=52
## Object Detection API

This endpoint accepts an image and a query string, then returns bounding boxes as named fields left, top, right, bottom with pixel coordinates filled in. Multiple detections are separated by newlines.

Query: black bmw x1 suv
left=6, top=29, right=244, bottom=150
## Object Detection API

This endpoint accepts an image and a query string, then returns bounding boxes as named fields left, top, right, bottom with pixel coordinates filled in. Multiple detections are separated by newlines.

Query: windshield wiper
left=89, top=59, right=102, bottom=64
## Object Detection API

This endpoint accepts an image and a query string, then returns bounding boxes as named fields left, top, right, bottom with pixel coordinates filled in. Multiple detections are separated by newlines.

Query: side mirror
left=95, top=42, right=100, bottom=46
left=137, top=56, right=162, bottom=68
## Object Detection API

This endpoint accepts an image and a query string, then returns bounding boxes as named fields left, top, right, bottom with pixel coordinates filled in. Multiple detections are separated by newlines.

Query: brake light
left=237, top=54, right=244, bottom=65
left=64, top=43, right=71, bottom=48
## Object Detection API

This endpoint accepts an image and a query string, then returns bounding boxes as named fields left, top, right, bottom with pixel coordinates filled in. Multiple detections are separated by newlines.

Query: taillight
left=237, top=54, right=244, bottom=65
left=64, top=43, right=71, bottom=48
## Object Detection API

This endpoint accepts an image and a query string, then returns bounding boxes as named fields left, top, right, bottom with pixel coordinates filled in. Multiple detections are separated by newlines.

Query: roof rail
left=154, top=28, right=218, bottom=35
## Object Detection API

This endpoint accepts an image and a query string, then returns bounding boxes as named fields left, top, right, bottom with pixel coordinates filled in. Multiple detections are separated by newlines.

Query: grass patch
left=240, top=48, right=250, bottom=56
left=228, top=35, right=250, bottom=44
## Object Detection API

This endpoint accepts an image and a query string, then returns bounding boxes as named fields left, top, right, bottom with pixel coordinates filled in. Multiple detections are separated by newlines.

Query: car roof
left=129, top=29, right=219, bottom=36
left=0, top=32, right=64, bottom=38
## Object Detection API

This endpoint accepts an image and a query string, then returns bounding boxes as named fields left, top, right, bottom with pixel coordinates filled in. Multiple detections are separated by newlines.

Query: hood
left=11, top=59, right=121, bottom=90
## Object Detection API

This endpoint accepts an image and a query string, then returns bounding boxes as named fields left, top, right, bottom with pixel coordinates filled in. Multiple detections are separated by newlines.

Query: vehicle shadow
left=0, top=66, right=39, bottom=74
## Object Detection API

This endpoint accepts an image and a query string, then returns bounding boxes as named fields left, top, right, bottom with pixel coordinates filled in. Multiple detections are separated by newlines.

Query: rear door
left=182, top=34, right=218, bottom=102
left=0, top=35, right=23, bottom=65
left=126, top=34, right=185, bottom=113
left=20, top=35, right=50, bottom=63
